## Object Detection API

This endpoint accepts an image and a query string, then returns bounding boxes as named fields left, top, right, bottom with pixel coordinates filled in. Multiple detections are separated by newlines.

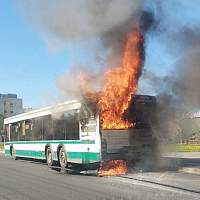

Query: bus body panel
left=4, top=100, right=102, bottom=165
left=4, top=139, right=101, bottom=164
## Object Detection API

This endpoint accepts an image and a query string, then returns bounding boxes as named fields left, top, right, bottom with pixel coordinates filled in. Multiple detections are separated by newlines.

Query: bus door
left=80, top=116, right=97, bottom=141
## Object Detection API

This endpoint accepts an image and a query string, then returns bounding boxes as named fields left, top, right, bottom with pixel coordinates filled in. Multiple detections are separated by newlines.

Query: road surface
left=0, top=154, right=199, bottom=200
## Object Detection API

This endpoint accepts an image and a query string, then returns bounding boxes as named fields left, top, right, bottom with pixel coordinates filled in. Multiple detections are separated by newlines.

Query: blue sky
left=0, top=1, right=95, bottom=108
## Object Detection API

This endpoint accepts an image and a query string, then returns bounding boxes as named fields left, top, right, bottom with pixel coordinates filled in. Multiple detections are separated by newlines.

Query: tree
left=0, top=114, right=4, bottom=135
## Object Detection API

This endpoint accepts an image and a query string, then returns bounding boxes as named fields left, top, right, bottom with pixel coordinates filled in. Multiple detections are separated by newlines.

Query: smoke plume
left=16, top=0, right=149, bottom=99
left=17, top=0, right=144, bottom=51
left=142, top=0, right=200, bottom=143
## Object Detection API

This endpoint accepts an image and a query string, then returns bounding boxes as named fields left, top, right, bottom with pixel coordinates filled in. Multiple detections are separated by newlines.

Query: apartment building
left=0, top=94, right=23, bottom=117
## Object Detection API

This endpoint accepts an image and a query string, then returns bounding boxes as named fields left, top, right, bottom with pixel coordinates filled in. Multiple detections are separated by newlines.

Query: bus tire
left=11, top=146, right=16, bottom=160
left=58, top=146, right=67, bottom=169
left=46, top=147, right=54, bottom=167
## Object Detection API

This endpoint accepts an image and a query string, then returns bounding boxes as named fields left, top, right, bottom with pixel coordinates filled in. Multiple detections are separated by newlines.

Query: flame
left=78, top=27, right=143, bottom=129
left=98, top=160, right=128, bottom=176
left=99, top=28, right=143, bottom=129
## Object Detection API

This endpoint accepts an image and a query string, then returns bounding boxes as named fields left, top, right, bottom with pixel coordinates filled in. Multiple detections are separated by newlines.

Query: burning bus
left=4, top=94, right=157, bottom=175
left=4, top=20, right=156, bottom=175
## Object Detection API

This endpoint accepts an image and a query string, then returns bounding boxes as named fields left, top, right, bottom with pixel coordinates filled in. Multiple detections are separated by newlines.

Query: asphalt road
left=0, top=154, right=199, bottom=200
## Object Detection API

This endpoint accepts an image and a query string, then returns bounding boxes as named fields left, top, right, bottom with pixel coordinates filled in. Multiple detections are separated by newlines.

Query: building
left=0, top=94, right=23, bottom=118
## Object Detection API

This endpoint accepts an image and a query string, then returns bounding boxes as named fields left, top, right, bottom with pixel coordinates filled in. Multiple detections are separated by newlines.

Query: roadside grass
left=0, top=143, right=4, bottom=151
left=176, top=144, right=200, bottom=152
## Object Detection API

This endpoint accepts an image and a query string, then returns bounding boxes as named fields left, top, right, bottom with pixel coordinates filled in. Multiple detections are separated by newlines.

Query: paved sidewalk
left=162, top=152, right=200, bottom=159
left=161, top=152, right=200, bottom=175
left=179, top=167, right=200, bottom=175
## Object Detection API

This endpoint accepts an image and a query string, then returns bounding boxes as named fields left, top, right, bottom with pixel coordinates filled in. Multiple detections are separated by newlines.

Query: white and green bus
left=4, top=95, right=157, bottom=169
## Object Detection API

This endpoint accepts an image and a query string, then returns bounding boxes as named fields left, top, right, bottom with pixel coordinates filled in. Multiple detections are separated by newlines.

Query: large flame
left=79, top=27, right=143, bottom=129
left=99, top=28, right=143, bottom=129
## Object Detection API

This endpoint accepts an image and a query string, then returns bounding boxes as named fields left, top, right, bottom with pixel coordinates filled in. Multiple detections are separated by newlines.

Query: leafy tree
left=0, top=114, right=4, bottom=135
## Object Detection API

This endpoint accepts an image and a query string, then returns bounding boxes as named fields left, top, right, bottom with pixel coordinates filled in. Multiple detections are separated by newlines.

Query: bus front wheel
left=46, top=147, right=54, bottom=167
left=58, top=147, right=67, bottom=169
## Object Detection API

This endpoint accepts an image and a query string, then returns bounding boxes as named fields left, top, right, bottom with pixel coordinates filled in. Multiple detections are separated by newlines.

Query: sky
left=0, top=1, right=96, bottom=108
left=1, top=0, right=200, bottom=109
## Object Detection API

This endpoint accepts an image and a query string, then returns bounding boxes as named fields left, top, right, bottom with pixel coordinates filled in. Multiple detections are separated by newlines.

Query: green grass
left=176, top=144, right=200, bottom=152
left=0, top=143, right=4, bottom=151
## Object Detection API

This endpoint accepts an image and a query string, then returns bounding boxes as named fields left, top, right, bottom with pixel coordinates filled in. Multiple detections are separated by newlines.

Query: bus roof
left=4, top=100, right=81, bottom=125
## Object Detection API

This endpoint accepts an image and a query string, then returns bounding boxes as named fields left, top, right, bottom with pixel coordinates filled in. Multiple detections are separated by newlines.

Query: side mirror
left=80, top=118, right=88, bottom=126
left=81, top=125, right=88, bottom=133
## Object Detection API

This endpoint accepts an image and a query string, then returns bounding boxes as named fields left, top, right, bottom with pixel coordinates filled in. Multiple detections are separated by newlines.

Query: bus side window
left=10, top=122, right=25, bottom=141
left=10, top=123, right=19, bottom=141
left=80, top=118, right=96, bottom=138
left=25, top=120, right=33, bottom=141
left=32, top=118, right=43, bottom=141
left=18, top=122, right=26, bottom=141
left=65, top=112, right=79, bottom=140
left=52, top=110, right=80, bottom=140
left=53, top=118, right=65, bottom=140
left=43, top=115, right=53, bottom=140
left=4, top=125, right=9, bottom=142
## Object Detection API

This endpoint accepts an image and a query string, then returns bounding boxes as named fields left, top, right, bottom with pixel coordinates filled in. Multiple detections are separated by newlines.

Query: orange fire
left=98, top=160, right=128, bottom=176
left=99, top=28, right=143, bottom=129
left=79, top=27, right=143, bottom=129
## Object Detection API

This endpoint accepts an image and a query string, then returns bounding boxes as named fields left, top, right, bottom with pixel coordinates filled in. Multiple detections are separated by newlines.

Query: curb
left=162, top=152, right=200, bottom=159
left=179, top=167, right=200, bottom=175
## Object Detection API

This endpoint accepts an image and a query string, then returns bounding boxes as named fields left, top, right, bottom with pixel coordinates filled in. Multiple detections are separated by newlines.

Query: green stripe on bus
left=5, top=149, right=100, bottom=163
left=67, top=152, right=100, bottom=163
left=5, top=140, right=95, bottom=145
left=17, top=150, right=45, bottom=158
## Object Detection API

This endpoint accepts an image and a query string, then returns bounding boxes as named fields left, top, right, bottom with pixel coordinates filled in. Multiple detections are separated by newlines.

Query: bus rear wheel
left=46, top=147, right=54, bottom=167
left=58, top=147, right=67, bottom=169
